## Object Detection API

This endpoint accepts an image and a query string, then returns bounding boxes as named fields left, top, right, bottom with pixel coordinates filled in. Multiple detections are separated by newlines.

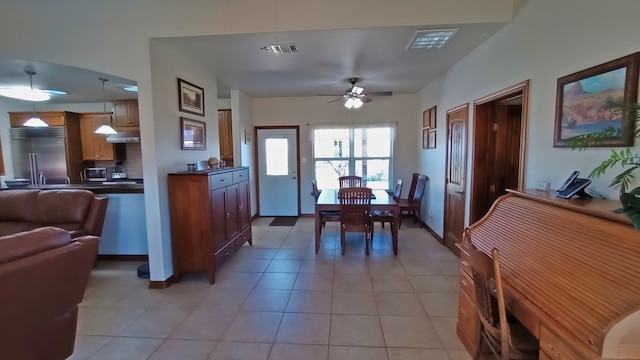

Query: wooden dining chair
left=469, top=247, right=538, bottom=360
left=338, top=187, right=373, bottom=255
left=339, top=175, right=363, bottom=188
left=311, top=180, right=340, bottom=235
left=370, top=179, right=402, bottom=239
left=398, top=174, right=427, bottom=228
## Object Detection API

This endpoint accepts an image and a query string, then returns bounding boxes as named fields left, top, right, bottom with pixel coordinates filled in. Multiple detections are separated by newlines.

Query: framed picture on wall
left=428, top=129, right=436, bottom=149
left=178, top=78, right=205, bottom=116
left=553, top=52, right=640, bottom=147
left=423, top=105, right=437, bottom=129
left=422, top=128, right=429, bottom=149
left=181, top=117, right=206, bottom=150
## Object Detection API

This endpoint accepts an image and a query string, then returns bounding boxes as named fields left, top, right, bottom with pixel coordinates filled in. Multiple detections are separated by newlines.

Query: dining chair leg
left=340, top=229, right=346, bottom=256
left=365, top=231, right=370, bottom=256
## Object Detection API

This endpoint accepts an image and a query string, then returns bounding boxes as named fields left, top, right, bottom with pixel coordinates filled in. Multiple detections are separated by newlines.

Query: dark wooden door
left=487, top=104, right=522, bottom=205
left=238, top=180, right=250, bottom=230
left=210, top=187, right=228, bottom=252
left=443, top=105, right=468, bottom=254
left=226, top=183, right=240, bottom=240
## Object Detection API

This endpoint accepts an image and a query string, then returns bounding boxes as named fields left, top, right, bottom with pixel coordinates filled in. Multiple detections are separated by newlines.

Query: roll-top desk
left=457, top=189, right=640, bottom=359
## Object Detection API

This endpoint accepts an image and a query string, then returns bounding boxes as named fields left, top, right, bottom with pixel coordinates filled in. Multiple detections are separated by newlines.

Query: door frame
left=443, top=103, right=469, bottom=252
left=253, top=126, right=301, bottom=216
left=470, top=80, right=530, bottom=223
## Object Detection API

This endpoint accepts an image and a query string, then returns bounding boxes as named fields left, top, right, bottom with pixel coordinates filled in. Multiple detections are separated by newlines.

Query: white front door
left=257, top=128, right=299, bottom=216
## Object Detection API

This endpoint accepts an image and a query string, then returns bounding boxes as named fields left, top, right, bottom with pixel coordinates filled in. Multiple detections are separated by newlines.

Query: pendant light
left=22, top=71, right=49, bottom=127
left=94, top=77, right=117, bottom=135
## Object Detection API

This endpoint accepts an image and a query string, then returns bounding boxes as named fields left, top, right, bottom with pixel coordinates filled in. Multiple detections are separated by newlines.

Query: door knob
left=455, top=189, right=464, bottom=194
left=292, top=176, right=297, bottom=179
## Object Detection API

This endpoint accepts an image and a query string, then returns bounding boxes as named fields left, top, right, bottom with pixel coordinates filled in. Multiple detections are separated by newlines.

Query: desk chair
left=311, top=180, right=340, bottom=236
left=398, top=174, right=427, bottom=228
left=338, top=187, right=373, bottom=255
left=370, top=179, right=402, bottom=239
left=469, top=247, right=538, bottom=360
left=339, top=175, right=363, bottom=188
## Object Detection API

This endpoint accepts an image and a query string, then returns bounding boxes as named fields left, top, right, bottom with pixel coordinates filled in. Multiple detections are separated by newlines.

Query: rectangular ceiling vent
left=266, top=43, right=299, bottom=54
left=406, top=29, right=459, bottom=50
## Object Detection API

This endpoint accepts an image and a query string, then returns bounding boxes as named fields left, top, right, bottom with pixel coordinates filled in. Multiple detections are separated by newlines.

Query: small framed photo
left=178, top=78, right=205, bottom=116
left=422, top=128, right=429, bottom=149
left=244, top=129, right=252, bottom=144
left=422, top=105, right=437, bottom=129
left=181, top=117, right=206, bottom=150
left=428, top=129, right=436, bottom=149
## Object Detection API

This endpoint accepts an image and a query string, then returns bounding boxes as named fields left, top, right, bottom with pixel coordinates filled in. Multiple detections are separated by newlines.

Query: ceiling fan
left=323, top=78, right=392, bottom=109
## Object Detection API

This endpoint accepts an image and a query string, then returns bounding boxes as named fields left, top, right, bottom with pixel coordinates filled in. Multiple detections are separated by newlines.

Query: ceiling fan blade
left=362, top=97, right=373, bottom=103
left=317, top=94, right=342, bottom=96
left=327, top=97, right=343, bottom=104
left=365, top=91, right=393, bottom=96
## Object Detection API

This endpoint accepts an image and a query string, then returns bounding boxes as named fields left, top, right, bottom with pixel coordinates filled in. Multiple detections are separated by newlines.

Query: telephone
left=556, top=171, right=592, bottom=199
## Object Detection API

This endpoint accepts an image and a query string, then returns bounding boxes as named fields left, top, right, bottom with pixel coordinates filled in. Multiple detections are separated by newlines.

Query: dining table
left=314, top=188, right=400, bottom=255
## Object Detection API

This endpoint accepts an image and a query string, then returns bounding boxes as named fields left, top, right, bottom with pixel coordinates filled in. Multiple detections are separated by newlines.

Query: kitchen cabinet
left=112, top=99, right=139, bottom=128
left=218, top=109, right=233, bottom=164
left=9, top=111, right=67, bottom=127
left=79, top=113, right=115, bottom=160
left=168, top=167, right=251, bottom=284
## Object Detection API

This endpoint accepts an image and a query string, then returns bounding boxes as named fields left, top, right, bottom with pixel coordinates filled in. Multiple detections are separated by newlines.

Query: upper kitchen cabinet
left=112, top=99, right=139, bottom=129
left=9, top=111, right=69, bottom=127
left=79, top=113, right=115, bottom=160
left=218, top=109, right=233, bottom=165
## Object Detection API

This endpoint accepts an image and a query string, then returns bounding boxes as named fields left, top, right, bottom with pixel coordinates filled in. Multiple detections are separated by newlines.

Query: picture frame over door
left=178, top=78, right=205, bottom=116
left=553, top=52, right=640, bottom=147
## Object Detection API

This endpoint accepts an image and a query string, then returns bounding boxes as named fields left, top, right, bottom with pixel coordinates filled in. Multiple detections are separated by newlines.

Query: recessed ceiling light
left=406, top=29, right=459, bottom=50
left=122, top=85, right=138, bottom=92
left=43, top=89, right=67, bottom=95
left=0, top=86, right=51, bottom=101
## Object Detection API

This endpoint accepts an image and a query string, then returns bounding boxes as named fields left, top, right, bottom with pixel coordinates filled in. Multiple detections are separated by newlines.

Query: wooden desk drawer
left=214, top=240, right=236, bottom=268
left=234, top=227, right=251, bottom=249
left=503, top=289, right=540, bottom=337
left=210, top=172, right=233, bottom=190
left=459, top=270, right=475, bottom=298
left=233, top=169, right=249, bottom=184
left=539, top=325, right=583, bottom=360
left=460, top=254, right=472, bottom=277
left=457, top=290, right=478, bottom=345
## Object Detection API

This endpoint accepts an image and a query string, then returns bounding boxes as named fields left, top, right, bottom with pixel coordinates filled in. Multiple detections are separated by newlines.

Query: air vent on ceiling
left=406, top=29, right=459, bottom=50
left=261, top=43, right=299, bottom=54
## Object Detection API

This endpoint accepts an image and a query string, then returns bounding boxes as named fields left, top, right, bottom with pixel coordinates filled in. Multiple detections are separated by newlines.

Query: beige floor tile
left=273, top=249, right=308, bottom=260
left=212, top=272, right=262, bottom=289
left=434, top=261, right=460, bottom=276
left=333, top=260, right=369, bottom=274
left=243, top=289, right=292, bottom=312
left=333, top=274, right=373, bottom=292
left=375, top=292, right=426, bottom=316
left=77, top=306, right=146, bottom=336
left=208, top=342, right=272, bottom=360
left=227, top=259, right=272, bottom=273
left=68, top=335, right=112, bottom=360
left=300, top=260, right=335, bottom=273
left=222, top=312, right=283, bottom=343
left=371, top=274, right=415, bottom=292
left=235, top=247, right=278, bottom=259
left=119, top=308, right=190, bottom=338
left=275, top=313, right=330, bottom=344
left=268, top=344, right=328, bottom=360
left=330, top=314, right=385, bottom=347
left=112, top=287, right=168, bottom=307
left=198, top=288, right=252, bottom=310
left=265, top=259, right=303, bottom=273
left=367, top=261, right=406, bottom=275
left=429, top=316, right=465, bottom=349
left=427, top=249, right=460, bottom=262
left=408, top=275, right=457, bottom=293
left=148, top=339, right=217, bottom=360
left=286, top=290, right=332, bottom=314
left=332, top=291, right=378, bottom=315
left=88, top=337, right=163, bottom=360
left=380, top=316, right=443, bottom=348
left=329, top=346, right=389, bottom=360
left=447, top=349, right=473, bottom=360
left=417, top=293, right=459, bottom=317
left=256, top=273, right=298, bottom=290
left=169, top=309, right=238, bottom=340
left=294, top=273, right=334, bottom=291
left=386, top=348, right=449, bottom=360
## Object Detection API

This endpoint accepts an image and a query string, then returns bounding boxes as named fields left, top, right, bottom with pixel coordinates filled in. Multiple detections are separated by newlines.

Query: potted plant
left=568, top=102, right=640, bottom=229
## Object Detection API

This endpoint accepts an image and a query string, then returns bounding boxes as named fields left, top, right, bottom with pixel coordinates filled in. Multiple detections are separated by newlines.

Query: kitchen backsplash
left=94, top=143, right=143, bottom=179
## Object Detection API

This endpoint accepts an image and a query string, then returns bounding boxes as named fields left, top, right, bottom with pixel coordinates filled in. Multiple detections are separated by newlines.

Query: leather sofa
left=0, top=189, right=108, bottom=238
left=0, top=227, right=99, bottom=360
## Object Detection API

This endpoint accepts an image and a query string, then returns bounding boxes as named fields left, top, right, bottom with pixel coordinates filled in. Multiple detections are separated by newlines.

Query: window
left=265, top=138, right=289, bottom=176
left=312, top=126, right=393, bottom=190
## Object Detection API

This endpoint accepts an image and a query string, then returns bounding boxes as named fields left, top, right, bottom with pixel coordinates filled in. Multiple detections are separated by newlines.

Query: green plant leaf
left=630, top=213, right=640, bottom=230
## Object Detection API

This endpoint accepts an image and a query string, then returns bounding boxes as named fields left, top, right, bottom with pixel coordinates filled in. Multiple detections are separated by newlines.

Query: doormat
left=269, top=217, right=298, bottom=226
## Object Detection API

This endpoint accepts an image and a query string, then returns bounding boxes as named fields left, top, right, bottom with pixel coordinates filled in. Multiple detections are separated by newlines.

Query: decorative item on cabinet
left=218, top=109, right=233, bottom=164
left=112, top=99, right=139, bottom=129
left=168, top=167, right=252, bottom=284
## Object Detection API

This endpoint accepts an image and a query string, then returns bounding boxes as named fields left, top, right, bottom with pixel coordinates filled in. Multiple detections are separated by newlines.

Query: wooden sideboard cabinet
left=168, top=167, right=252, bottom=284
left=112, top=99, right=139, bottom=128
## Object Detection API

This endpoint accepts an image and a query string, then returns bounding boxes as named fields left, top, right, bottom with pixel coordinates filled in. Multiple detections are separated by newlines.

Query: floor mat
left=269, top=217, right=298, bottom=226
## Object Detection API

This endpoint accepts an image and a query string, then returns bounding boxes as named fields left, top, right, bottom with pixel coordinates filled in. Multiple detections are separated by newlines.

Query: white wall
left=252, top=94, right=418, bottom=214
left=419, top=0, right=640, bottom=236
left=231, top=90, right=257, bottom=216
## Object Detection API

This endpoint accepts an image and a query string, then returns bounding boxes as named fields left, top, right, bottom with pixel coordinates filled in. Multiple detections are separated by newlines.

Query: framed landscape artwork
left=422, top=105, right=437, bottom=149
left=181, top=117, right=206, bottom=150
left=553, top=52, right=640, bottom=147
left=178, top=78, right=205, bottom=116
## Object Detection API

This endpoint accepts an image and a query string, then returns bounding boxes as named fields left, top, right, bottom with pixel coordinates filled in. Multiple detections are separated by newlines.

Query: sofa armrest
left=83, top=197, right=108, bottom=237
left=0, top=227, right=71, bottom=265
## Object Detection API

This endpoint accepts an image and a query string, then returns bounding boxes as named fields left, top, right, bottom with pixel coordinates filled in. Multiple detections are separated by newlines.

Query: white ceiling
left=0, top=22, right=506, bottom=105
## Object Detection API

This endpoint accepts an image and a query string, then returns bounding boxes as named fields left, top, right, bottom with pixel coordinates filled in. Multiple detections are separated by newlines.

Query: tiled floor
left=71, top=217, right=472, bottom=360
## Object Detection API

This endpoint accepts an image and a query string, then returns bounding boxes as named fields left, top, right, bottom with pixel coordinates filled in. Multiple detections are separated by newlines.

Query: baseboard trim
left=97, top=255, right=149, bottom=261
left=148, top=274, right=176, bottom=289
left=420, top=220, right=444, bottom=244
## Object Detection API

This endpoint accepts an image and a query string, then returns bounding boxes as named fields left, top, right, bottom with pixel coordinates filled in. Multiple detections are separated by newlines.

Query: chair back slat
left=339, top=176, right=363, bottom=188
left=339, top=187, right=372, bottom=231
left=406, top=173, right=419, bottom=200
left=392, top=179, right=403, bottom=202
left=411, top=175, right=427, bottom=204
left=311, top=180, right=321, bottom=201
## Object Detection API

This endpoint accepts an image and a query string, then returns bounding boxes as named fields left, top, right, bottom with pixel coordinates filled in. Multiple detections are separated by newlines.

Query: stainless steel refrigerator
left=10, top=127, right=70, bottom=185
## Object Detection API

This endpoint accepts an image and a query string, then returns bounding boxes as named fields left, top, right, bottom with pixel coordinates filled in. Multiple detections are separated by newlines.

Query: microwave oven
left=84, top=167, right=107, bottom=182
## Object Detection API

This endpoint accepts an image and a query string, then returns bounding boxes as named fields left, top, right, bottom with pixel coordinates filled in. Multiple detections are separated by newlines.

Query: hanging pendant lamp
left=94, top=77, right=117, bottom=135
left=22, top=71, right=49, bottom=127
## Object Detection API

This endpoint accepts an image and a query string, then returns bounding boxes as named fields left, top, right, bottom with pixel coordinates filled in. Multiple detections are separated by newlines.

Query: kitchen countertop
left=0, top=183, right=144, bottom=194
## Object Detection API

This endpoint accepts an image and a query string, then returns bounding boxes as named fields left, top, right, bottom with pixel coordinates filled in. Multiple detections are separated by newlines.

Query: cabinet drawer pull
left=226, top=212, right=230, bottom=218
left=462, top=260, right=469, bottom=267
left=224, top=251, right=230, bottom=256
left=220, top=179, right=225, bottom=182
left=461, top=280, right=468, bottom=286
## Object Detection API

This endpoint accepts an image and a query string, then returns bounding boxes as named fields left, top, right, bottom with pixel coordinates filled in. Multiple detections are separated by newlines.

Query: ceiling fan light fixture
left=406, top=29, right=459, bottom=50
left=352, top=98, right=363, bottom=109
left=344, top=98, right=355, bottom=109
